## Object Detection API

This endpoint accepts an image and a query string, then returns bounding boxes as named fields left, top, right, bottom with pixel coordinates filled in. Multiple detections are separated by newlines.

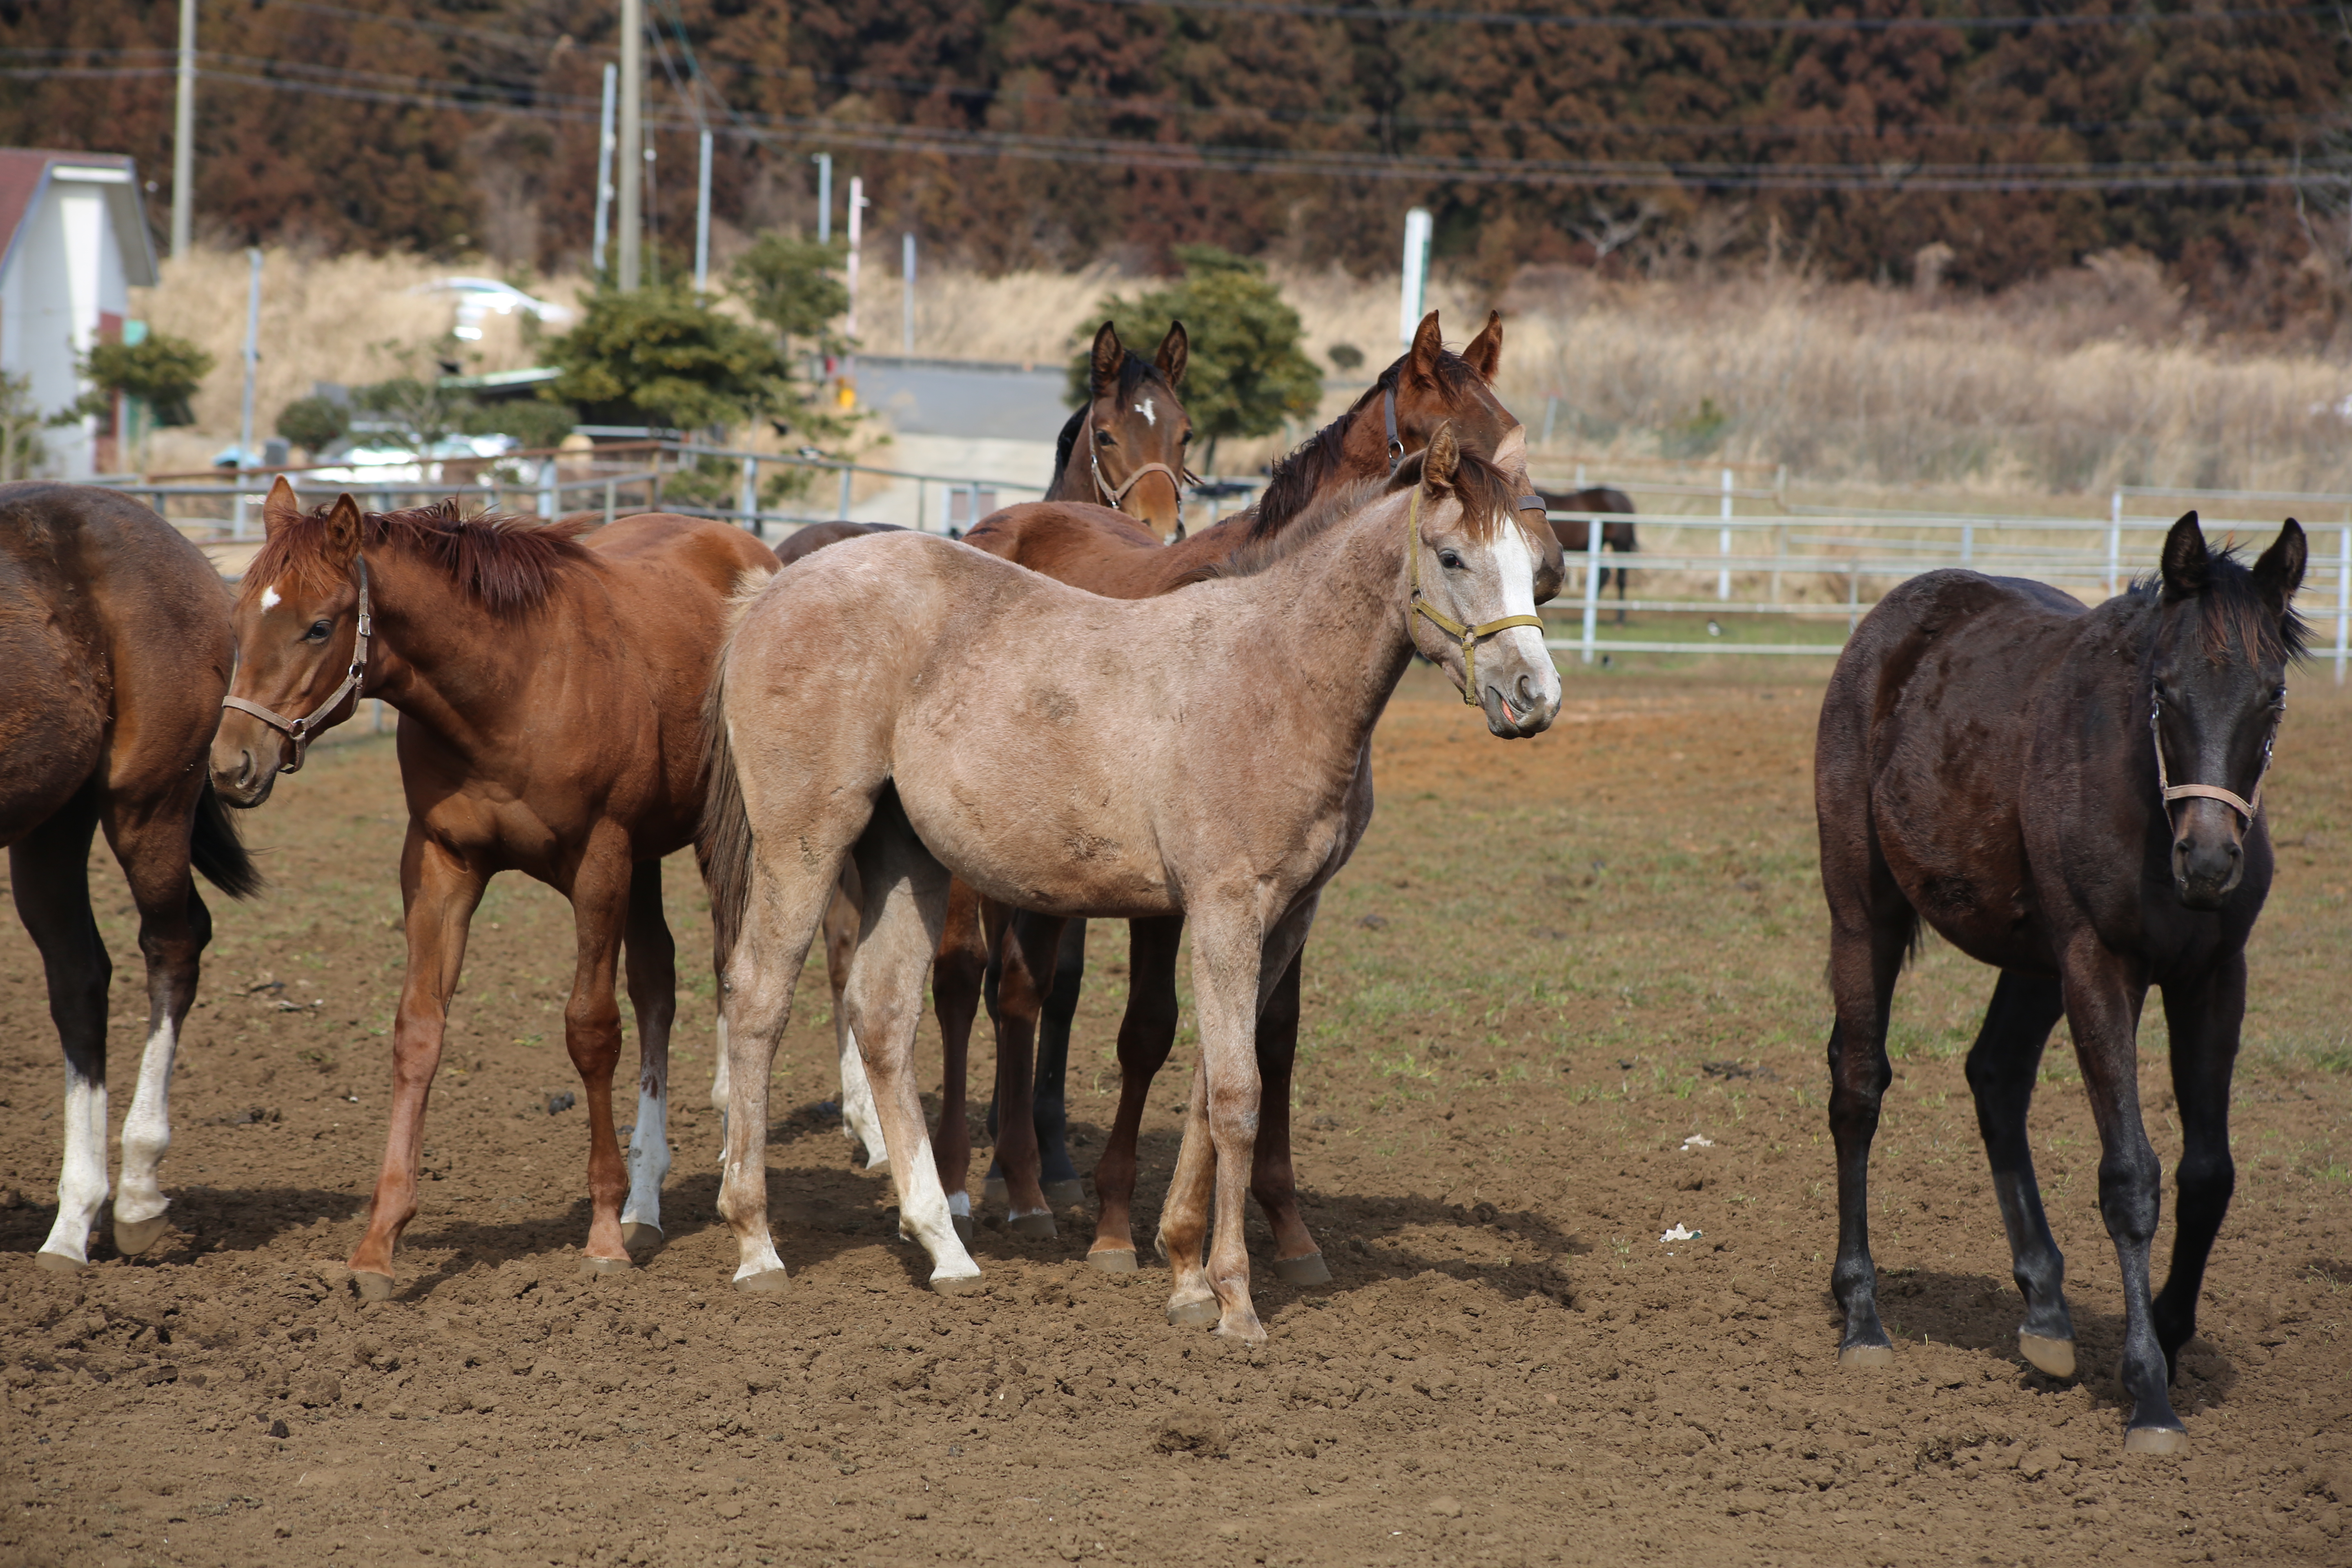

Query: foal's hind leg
left=1090, top=915, right=1183, bottom=1272
left=10, top=793, right=112, bottom=1270
left=2152, top=954, right=2247, bottom=1381
left=1252, top=946, right=1328, bottom=1285
left=987, top=909, right=1068, bottom=1238
left=929, top=879, right=987, bottom=1242
left=1961, top=970, right=2074, bottom=1376
left=823, top=866, right=888, bottom=1171
left=561, top=841, right=639, bottom=1274
left=1824, top=895, right=1914, bottom=1367
left=102, top=783, right=215, bottom=1258
left=1031, top=918, right=1089, bottom=1207
left=618, top=860, right=676, bottom=1254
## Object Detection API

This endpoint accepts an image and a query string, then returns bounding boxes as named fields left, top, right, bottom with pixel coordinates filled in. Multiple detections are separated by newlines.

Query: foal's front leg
left=1962, top=970, right=2075, bottom=1376
left=1172, top=907, right=1271, bottom=1343
left=562, top=844, right=638, bottom=1273
left=349, top=828, right=488, bottom=1297
left=2152, top=955, right=2247, bottom=1379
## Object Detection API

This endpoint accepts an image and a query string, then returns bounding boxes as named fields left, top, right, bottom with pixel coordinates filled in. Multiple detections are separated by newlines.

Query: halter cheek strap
left=1080, top=405, right=1193, bottom=514
left=221, top=557, right=374, bottom=774
left=1406, top=489, right=1547, bottom=708
left=2150, top=690, right=2274, bottom=826
left=1381, top=388, right=1548, bottom=519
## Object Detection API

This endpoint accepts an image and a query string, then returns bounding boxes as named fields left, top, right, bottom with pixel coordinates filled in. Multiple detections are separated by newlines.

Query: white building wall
left=0, top=171, right=134, bottom=479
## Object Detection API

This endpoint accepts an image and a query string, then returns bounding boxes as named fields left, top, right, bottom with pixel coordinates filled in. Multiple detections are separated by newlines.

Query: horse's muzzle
left=1479, top=666, right=1561, bottom=739
left=208, top=731, right=282, bottom=809
left=2170, top=799, right=2245, bottom=910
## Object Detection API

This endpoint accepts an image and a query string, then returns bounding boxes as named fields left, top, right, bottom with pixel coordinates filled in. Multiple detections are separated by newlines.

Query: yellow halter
left=1406, top=488, right=1546, bottom=708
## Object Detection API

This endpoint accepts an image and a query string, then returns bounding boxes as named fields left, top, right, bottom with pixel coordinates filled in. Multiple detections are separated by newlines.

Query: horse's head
left=1374, top=309, right=1517, bottom=472
left=211, top=480, right=371, bottom=806
left=1076, top=320, right=1191, bottom=537
left=1404, top=423, right=1561, bottom=738
left=2147, top=510, right=2307, bottom=910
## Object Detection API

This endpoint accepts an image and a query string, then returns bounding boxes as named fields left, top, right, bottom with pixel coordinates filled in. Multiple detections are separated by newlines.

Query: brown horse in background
left=212, top=481, right=775, bottom=1297
left=2, top=483, right=260, bottom=1271
left=942, top=310, right=1548, bottom=1279
left=1537, top=485, right=1638, bottom=622
left=1047, top=321, right=1192, bottom=539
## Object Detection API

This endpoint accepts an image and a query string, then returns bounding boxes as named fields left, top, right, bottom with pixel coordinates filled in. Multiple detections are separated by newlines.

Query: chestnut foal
left=212, top=481, right=775, bottom=1296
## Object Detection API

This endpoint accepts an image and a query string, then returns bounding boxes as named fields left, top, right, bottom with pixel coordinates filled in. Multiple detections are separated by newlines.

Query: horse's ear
left=261, top=475, right=302, bottom=539
left=2159, top=511, right=2210, bottom=599
left=1463, top=310, right=1503, bottom=381
left=2252, top=518, right=2308, bottom=612
left=1422, top=421, right=1459, bottom=491
left=1155, top=320, right=1188, bottom=388
left=1406, top=310, right=1443, bottom=385
left=1089, top=321, right=1124, bottom=395
left=322, top=494, right=363, bottom=570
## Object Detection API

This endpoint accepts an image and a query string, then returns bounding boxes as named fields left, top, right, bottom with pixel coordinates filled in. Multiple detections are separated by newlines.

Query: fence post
left=1847, top=559, right=1860, bottom=634
left=2107, top=488, right=2123, bottom=598
left=738, top=454, right=758, bottom=532
left=1770, top=522, right=1786, bottom=606
left=2336, top=522, right=2350, bottom=686
left=837, top=464, right=853, bottom=521
left=538, top=457, right=557, bottom=519
left=603, top=479, right=616, bottom=529
left=1717, top=467, right=1733, bottom=601
left=1579, top=508, right=1603, bottom=665
left=1961, top=521, right=1974, bottom=566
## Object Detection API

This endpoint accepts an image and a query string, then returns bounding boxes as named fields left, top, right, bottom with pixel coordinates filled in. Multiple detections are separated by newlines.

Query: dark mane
left=1052, top=351, right=1179, bottom=493
left=243, top=498, right=593, bottom=615
left=2130, top=543, right=2310, bottom=664
left=1248, top=347, right=1489, bottom=543
left=1189, top=445, right=1525, bottom=583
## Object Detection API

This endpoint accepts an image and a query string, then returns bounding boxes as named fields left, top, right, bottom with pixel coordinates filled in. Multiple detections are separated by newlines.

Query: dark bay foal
left=1814, top=512, right=2307, bottom=1452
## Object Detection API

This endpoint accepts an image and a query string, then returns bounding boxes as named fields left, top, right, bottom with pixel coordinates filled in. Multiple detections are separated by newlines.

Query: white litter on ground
left=1682, top=1134, right=1714, bottom=1150
left=1659, top=1223, right=1703, bottom=1244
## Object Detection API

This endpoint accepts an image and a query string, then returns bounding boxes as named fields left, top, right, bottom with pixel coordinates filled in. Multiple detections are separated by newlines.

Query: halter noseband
left=221, top=557, right=374, bottom=774
left=1406, top=488, right=1546, bottom=708
left=1079, top=405, right=1190, bottom=514
left=2149, top=688, right=2274, bottom=826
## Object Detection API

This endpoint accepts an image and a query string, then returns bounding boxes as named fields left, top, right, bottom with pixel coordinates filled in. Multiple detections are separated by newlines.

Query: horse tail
left=699, top=641, right=754, bottom=976
left=191, top=783, right=265, bottom=900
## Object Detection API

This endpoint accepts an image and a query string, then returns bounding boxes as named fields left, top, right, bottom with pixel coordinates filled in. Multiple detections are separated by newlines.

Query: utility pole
left=694, top=128, right=713, bottom=294
left=592, top=62, right=616, bottom=276
left=171, top=0, right=196, bottom=258
left=616, top=0, right=643, bottom=290
left=812, top=152, right=831, bottom=245
left=237, top=248, right=261, bottom=466
left=902, top=232, right=916, bottom=354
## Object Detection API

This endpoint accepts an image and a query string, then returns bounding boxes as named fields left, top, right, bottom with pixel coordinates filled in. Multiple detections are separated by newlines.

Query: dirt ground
left=3, top=663, right=2348, bottom=1568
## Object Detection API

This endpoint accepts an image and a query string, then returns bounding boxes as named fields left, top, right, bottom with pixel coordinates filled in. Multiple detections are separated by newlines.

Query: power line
left=1095, top=0, right=2336, bottom=33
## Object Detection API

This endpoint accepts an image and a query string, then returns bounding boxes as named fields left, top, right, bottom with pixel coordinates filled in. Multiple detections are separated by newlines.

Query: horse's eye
left=1438, top=550, right=1465, bottom=571
left=1095, top=430, right=1114, bottom=445
left=1179, top=430, right=1192, bottom=443
left=304, top=620, right=332, bottom=642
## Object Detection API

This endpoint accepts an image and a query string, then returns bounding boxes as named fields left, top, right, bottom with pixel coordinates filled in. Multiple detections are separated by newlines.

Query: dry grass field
left=3, top=662, right=2347, bottom=1567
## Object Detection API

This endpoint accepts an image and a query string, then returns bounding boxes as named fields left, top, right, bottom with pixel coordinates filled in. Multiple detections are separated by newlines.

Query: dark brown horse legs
left=929, top=880, right=988, bottom=1241
left=2064, top=961, right=2185, bottom=1449
left=13, top=793, right=114, bottom=1269
left=1031, top=918, right=1088, bottom=1206
left=1251, top=947, right=1328, bottom=1283
left=618, top=859, right=677, bottom=1253
left=1086, top=915, right=1184, bottom=1269
left=2152, top=957, right=2245, bottom=1375
left=1961, top=971, right=2075, bottom=1373
left=986, top=908, right=1065, bottom=1236
left=350, top=829, right=487, bottom=1295
left=1823, top=902, right=1909, bottom=1366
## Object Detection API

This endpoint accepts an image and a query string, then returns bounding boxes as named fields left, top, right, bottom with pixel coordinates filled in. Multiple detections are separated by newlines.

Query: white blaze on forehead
left=259, top=585, right=281, bottom=610
left=1136, top=397, right=1156, bottom=427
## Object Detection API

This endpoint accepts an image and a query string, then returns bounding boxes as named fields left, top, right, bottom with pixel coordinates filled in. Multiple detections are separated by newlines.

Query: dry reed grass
left=138, top=246, right=2352, bottom=502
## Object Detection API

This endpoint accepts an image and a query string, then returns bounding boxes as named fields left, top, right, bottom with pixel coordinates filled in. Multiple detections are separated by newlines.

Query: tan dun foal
left=702, top=425, right=1560, bottom=1341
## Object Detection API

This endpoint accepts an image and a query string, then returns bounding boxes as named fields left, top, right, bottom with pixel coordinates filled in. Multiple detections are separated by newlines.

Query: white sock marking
left=900, top=1135, right=980, bottom=1283
left=620, top=1085, right=670, bottom=1232
left=42, top=1072, right=110, bottom=1265
left=114, top=1016, right=179, bottom=1226
left=710, top=1015, right=732, bottom=1163
left=948, top=1190, right=971, bottom=1218
left=837, top=1020, right=887, bottom=1170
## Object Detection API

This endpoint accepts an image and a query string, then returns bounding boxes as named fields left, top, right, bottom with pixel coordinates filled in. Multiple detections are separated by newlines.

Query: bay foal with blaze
left=703, top=424, right=1560, bottom=1339
left=212, top=481, right=775, bottom=1296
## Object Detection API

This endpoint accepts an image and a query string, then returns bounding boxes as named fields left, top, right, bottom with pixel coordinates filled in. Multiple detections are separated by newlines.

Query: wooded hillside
left=4, top=2, right=2344, bottom=327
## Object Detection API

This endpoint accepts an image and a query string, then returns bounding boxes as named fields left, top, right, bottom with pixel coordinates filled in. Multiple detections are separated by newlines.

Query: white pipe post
left=902, top=232, right=916, bottom=354
left=693, top=128, right=713, bottom=294
left=739, top=453, right=758, bottom=532
left=1397, top=208, right=1432, bottom=344
left=592, top=63, right=616, bottom=276
left=1717, top=466, right=1733, bottom=600
left=836, top=463, right=852, bottom=521
left=537, top=456, right=557, bottom=519
left=1579, top=508, right=1603, bottom=665
left=844, top=177, right=865, bottom=342
left=2336, top=522, right=2350, bottom=685
left=2107, top=488, right=2123, bottom=598
left=812, top=153, right=832, bottom=244
left=234, top=247, right=262, bottom=537
left=616, top=0, right=643, bottom=291
left=171, top=0, right=196, bottom=259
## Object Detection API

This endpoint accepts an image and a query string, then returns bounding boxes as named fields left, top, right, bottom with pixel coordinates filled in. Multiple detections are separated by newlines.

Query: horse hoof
left=1215, top=1317, right=1267, bottom=1347
left=2018, top=1332, right=2077, bottom=1379
left=351, top=1269, right=396, bottom=1302
left=620, top=1222, right=665, bottom=1255
left=982, top=1175, right=1008, bottom=1205
left=930, top=1270, right=984, bottom=1296
left=1274, top=1252, right=1331, bottom=1287
left=862, top=1152, right=891, bottom=1174
left=113, top=1213, right=172, bottom=1256
left=733, top=1269, right=790, bottom=1296
left=1838, top=1342, right=1895, bottom=1369
left=1087, top=1248, right=1139, bottom=1275
left=32, top=1250, right=85, bottom=1275
left=576, top=1254, right=632, bottom=1278
left=1008, top=1211, right=1058, bottom=1239
left=951, top=1214, right=976, bottom=1246
left=2124, top=1425, right=2189, bottom=1456
left=1166, top=1295, right=1220, bottom=1329
left=1043, top=1179, right=1085, bottom=1207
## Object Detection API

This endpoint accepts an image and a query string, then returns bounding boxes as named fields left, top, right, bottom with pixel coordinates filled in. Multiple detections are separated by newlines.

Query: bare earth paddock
left=2, top=665, right=2346, bottom=1568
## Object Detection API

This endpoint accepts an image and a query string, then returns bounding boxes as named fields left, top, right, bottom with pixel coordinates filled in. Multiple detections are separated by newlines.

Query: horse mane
left=1247, top=347, right=1489, bottom=543
left=243, top=498, right=593, bottom=615
left=2130, top=543, right=2310, bottom=663
left=1187, top=445, right=1523, bottom=583
left=1051, top=350, right=1179, bottom=494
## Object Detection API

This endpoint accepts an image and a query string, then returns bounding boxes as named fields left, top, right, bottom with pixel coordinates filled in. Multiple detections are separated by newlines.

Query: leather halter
left=1406, top=488, right=1546, bottom=708
left=1380, top=385, right=1547, bottom=517
left=221, top=557, right=374, bottom=774
left=1079, top=405, right=1187, bottom=512
left=2150, top=688, right=2274, bottom=826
